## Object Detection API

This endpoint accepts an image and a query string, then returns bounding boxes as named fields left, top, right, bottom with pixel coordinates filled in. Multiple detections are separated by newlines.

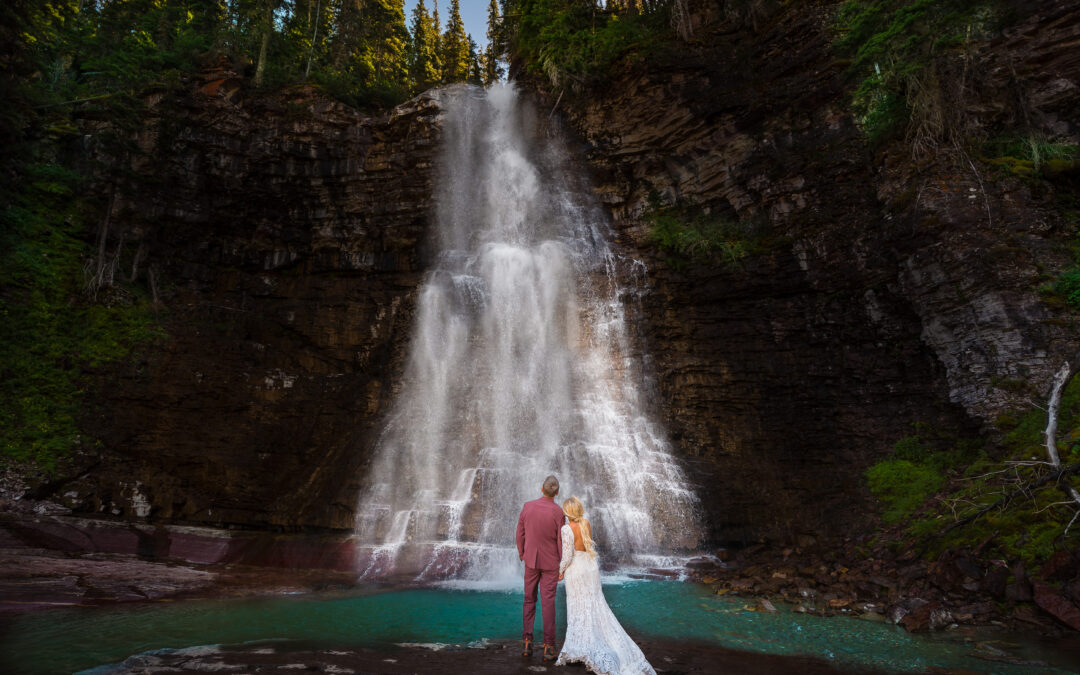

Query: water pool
left=0, top=581, right=1073, bottom=674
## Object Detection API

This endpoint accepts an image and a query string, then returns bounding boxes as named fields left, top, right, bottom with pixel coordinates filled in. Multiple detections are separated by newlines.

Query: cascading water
left=355, top=83, right=702, bottom=585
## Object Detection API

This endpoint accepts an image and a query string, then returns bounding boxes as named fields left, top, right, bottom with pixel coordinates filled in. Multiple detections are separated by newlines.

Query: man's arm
left=554, top=510, right=563, bottom=560
left=516, top=507, right=526, bottom=561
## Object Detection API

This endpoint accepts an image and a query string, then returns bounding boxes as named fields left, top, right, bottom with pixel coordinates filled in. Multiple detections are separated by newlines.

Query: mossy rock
left=1044, top=158, right=1080, bottom=177
left=983, top=156, right=1035, bottom=176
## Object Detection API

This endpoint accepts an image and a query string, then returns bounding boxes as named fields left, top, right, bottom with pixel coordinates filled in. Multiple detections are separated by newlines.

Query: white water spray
left=355, top=84, right=701, bottom=585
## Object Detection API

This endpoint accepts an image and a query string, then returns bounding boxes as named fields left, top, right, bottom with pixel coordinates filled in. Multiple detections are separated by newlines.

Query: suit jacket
left=516, top=496, right=564, bottom=571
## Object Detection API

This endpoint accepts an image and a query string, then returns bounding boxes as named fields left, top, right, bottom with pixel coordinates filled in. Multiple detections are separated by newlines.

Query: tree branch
left=936, top=462, right=1080, bottom=537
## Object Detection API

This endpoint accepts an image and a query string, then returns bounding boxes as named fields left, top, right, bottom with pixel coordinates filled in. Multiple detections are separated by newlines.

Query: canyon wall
left=46, top=76, right=442, bottom=532
left=18, top=1, right=1079, bottom=551
left=537, top=1, right=1080, bottom=543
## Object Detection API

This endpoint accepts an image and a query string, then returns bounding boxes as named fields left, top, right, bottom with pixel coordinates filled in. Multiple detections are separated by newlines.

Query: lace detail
left=555, top=525, right=656, bottom=675
left=559, top=523, right=575, bottom=575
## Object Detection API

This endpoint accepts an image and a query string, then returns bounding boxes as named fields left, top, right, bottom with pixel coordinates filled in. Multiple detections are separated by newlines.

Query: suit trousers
left=522, top=565, right=558, bottom=646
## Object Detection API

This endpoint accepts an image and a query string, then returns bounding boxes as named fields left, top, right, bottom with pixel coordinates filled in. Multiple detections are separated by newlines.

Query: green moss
left=993, top=413, right=1020, bottom=431
left=894, top=376, right=1080, bottom=565
left=867, top=459, right=945, bottom=524
left=982, top=155, right=1035, bottom=177
left=645, top=199, right=765, bottom=268
left=980, top=138, right=1079, bottom=185
left=1050, top=267, right=1080, bottom=310
left=892, top=435, right=929, bottom=462
left=0, top=163, right=163, bottom=473
left=1045, top=158, right=1080, bottom=176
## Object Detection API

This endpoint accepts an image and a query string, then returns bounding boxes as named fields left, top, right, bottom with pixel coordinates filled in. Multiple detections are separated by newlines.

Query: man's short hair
left=542, top=475, right=559, bottom=498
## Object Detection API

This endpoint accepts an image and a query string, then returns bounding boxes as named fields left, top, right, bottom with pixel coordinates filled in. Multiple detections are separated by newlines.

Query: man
left=516, top=474, right=564, bottom=662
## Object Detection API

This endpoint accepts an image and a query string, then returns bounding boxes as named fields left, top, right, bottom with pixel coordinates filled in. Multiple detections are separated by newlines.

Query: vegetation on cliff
left=646, top=197, right=768, bottom=267
left=866, top=376, right=1080, bottom=568
left=835, top=0, right=1079, bottom=173
left=499, top=0, right=674, bottom=89
left=836, top=0, right=1080, bottom=567
left=0, top=163, right=161, bottom=472
left=835, top=0, right=1001, bottom=150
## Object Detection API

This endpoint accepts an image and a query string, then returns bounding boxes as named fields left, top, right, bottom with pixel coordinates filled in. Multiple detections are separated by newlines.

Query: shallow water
left=0, top=581, right=1072, bottom=674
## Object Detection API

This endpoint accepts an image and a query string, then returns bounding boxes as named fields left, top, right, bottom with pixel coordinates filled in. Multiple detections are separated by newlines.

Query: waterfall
left=354, top=83, right=701, bottom=585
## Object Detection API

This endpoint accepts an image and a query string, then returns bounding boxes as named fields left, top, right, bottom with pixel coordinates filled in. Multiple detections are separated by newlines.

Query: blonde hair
left=562, top=497, right=597, bottom=559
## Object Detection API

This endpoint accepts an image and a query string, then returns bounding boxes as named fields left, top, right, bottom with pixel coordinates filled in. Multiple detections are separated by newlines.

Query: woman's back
left=569, top=520, right=589, bottom=552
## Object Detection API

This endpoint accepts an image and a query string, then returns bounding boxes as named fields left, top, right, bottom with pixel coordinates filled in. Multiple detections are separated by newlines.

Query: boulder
left=1006, top=581, right=1034, bottom=603
left=887, top=597, right=927, bottom=624
left=899, top=601, right=953, bottom=632
left=1040, top=551, right=1077, bottom=583
left=1033, top=581, right=1080, bottom=631
left=981, top=565, right=1008, bottom=597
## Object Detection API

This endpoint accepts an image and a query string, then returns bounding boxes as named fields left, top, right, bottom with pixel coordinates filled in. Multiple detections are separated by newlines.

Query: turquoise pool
left=0, top=581, right=1073, bottom=674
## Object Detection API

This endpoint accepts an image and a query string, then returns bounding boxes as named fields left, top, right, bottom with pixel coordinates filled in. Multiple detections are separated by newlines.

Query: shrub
left=646, top=199, right=765, bottom=267
left=835, top=0, right=1005, bottom=150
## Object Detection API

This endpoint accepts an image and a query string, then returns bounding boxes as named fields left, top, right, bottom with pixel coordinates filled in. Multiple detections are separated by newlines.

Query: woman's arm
left=558, top=525, right=574, bottom=576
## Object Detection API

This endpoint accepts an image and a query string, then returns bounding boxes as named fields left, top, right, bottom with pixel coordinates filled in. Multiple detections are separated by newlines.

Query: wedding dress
left=555, top=524, right=656, bottom=675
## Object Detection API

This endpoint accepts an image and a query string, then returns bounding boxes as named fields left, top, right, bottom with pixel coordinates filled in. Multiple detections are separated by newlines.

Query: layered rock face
left=542, top=2, right=1080, bottom=543
left=55, top=77, right=442, bottom=531
left=24, top=2, right=1079, bottom=552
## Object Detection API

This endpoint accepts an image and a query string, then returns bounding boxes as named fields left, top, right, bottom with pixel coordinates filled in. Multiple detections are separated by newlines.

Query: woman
left=556, top=497, right=656, bottom=675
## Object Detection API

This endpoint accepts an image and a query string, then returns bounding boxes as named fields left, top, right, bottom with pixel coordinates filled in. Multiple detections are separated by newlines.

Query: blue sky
left=404, top=0, right=492, bottom=48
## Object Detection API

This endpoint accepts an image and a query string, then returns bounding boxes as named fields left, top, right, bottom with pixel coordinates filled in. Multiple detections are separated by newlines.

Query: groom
left=516, top=474, right=564, bottom=662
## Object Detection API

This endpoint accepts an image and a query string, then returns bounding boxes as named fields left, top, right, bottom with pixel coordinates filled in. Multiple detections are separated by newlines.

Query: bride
left=556, top=497, right=656, bottom=675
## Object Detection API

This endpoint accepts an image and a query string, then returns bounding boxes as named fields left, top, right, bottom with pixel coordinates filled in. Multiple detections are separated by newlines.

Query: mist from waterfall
left=355, top=83, right=701, bottom=586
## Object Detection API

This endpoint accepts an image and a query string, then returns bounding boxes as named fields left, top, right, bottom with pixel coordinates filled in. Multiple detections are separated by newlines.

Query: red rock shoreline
left=689, top=539, right=1080, bottom=649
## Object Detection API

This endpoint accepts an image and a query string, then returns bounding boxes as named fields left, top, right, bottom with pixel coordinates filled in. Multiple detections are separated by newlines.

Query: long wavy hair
left=562, top=496, right=597, bottom=559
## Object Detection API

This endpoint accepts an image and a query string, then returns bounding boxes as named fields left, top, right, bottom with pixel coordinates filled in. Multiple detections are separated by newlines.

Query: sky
left=404, top=0, right=492, bottom=48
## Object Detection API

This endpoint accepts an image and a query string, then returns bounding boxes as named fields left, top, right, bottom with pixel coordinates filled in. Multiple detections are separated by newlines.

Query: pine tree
left=329, top=0, right=368, bottom=76
left=252, top=0, right=279, bottom=87
left=408, top=0, right=439, bottom=92
left=430, top=0, right=443, bottom=80
left=440, top=0, right=468, bottom=83
left=368, top=0, right=409, bottom=85
left=466, top=36, right=483, bottom=86
left=483, top=0, right=503, bottom=85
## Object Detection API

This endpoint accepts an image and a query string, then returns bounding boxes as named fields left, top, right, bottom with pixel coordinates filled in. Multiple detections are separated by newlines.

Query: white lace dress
left=555, top=524, right=656, bottom=675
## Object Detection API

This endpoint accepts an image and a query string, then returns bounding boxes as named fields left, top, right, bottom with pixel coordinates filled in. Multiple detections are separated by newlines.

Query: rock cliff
left=49, top=75, right=442, bottom=532
left=536, top=0, right=1080, bottom=544
left=15, top=2, right=1080, bottom=554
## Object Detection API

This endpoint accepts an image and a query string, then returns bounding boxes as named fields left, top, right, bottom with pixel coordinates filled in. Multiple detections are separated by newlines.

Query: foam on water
left=353, top=83, right=702, bottom=581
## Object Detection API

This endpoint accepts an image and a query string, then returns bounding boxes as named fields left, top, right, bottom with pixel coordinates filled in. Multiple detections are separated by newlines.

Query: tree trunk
left=254, top=1, right=274, bottom=87
left=1044, top=362, right=1080, bottom=509
left=305, top=0, right=321, bottom=79
left=1045, top=362, right=1071, bottom=466
left=93, top=184, right=117, bottom=295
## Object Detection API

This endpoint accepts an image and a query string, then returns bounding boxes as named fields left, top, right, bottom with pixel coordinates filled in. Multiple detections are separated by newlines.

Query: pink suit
left=516, top=496, right=565, bottom=646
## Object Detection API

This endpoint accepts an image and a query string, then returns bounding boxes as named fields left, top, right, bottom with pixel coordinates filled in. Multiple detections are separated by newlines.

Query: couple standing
left=515, top=475, right=656, bottom=675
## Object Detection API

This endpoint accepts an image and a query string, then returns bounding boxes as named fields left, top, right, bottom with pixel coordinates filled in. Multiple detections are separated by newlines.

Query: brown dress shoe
left=522, top=638, right=533, bottom=657
left=542, top=644, right=557, bottom=662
